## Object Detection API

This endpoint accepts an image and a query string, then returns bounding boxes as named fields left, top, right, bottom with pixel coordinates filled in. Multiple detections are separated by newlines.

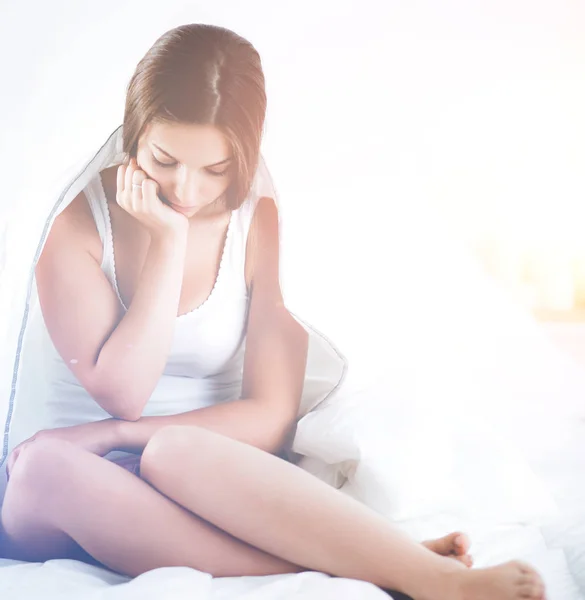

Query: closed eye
left=152, top=156, right=175, bottom=168
left=206, top=168, right=230, bottom=177
left=153, top=156, right=229, bottom=177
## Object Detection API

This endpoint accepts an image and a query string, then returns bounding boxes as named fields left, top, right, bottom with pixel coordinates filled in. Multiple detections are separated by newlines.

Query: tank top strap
left=83, top=175, right=120, bottom=301
left=220, top=192, right=261, bottom=296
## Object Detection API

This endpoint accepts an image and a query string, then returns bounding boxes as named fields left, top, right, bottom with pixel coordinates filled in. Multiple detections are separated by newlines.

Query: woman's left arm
left=114, top=196, right=309, bottom=455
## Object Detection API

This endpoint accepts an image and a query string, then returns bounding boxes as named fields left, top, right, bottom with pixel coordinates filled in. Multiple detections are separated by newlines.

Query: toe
left=430, top=531, right=470, bottom=556
left=518, top=576, right=546, bottom=600
left=453, top=553, right=473, bottom=567
left=452, top=532, right=470, bottom=556
left=514, top=560, right=538, bottom=576
left=519, top=582, right=542, bottom=599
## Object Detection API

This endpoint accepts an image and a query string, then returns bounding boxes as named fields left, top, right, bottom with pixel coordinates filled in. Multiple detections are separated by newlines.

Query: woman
left=0, top=23, right=546, bottom=600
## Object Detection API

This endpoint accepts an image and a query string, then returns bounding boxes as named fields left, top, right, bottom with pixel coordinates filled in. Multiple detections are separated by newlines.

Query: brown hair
left=122, top=24, right=267, bottom=210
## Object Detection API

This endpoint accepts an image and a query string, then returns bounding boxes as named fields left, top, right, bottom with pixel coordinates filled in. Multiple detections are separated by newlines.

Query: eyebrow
left=151, top=143, right=232, bottom=167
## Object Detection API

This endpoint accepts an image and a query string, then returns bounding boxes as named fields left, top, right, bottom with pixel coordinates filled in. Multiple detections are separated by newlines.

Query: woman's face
left=135, top=121, right=234, bottom=219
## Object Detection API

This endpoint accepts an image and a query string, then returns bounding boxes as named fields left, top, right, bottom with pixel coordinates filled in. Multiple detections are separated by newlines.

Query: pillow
left=290, top=311, right=348, bottom=418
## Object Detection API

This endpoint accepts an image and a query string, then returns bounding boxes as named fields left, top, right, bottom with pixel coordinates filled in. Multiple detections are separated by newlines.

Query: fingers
left=131, top=169, right=148, bottom=212
left=117, top=160, right=126, bottom=195
left=131, top=159, right=147, bottom=190
left=117, top=157, right=148, bottom=212
left=114, top=158, right=181, bottom=234
left=139, top=178, right=154, bottom=213
left=117, top=158, right=131, bottom=204
left=124, top=157, right=136, bottom=192
left=6, top=444, right=22, bottom=481
left=6, top=453, right=13, bottom=480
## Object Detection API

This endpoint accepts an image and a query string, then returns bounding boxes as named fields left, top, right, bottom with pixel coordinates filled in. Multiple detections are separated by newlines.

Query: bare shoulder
left=44, top=184, right=103, bottom=264
left=245, top=196, right=279, bottom=290
left=248, top=196, right=278, bottom=238
left=249, top=196, right=278, bottom=248
left=255, top=195, right=278, bottom=217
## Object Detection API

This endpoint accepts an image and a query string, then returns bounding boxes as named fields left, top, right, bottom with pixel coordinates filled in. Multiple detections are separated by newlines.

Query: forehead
left=143, top=121, right=231, bottom=165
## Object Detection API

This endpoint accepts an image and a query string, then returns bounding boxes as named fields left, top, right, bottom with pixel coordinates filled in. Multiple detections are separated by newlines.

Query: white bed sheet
left=0, top=523, right=581, bottom=600
left=0, top=560, right=392, bottom=600
left=538, top=418, right=585, bottom=595
left=1, top=487, right=584, bottom=600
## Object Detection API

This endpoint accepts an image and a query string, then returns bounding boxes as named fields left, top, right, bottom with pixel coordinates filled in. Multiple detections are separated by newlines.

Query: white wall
left=1, top=0, right=584, bottom=374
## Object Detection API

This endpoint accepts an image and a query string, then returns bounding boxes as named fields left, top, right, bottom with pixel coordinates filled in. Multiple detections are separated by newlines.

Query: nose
left=174, top=171, right=202, bottom=207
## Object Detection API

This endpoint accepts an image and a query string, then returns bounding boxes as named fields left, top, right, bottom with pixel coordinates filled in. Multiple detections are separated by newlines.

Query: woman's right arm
left=36, top=172, right=188, bottom=421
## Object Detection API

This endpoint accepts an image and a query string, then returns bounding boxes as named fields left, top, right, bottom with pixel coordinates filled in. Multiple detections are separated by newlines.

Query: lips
left=170, top=202, right=197, bottom=211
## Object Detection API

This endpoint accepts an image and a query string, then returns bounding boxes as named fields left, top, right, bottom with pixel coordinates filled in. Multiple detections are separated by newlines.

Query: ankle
left=405, top=559, right=465, bottom=600
left=375, top=544, right=467, bottom=600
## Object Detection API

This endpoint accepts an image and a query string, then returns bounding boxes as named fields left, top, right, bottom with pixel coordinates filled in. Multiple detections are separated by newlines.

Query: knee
left=2, top=439, right=74, bottom=529
left=140, top=425, right=207, bottom=482
left=5, top=438, right=81, bottom=503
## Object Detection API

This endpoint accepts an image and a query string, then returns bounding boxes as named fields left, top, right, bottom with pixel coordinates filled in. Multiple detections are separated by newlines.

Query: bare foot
left=423, top=532, right=473, bottom=568
left=445, top=560, right=546, bottom=600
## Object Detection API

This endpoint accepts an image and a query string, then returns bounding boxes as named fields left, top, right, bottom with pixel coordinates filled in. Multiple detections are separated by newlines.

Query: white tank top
left=40, top=171, right=260, bottom=428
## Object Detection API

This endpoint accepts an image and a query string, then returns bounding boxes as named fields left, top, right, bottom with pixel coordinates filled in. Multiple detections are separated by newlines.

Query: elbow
left=110, top=408, right=142, bottom=422
left=105, top=395, right=145, bottom=421
left=88, top=360, right=149, bottom=421
left=89, top=384, right=145, bottom=422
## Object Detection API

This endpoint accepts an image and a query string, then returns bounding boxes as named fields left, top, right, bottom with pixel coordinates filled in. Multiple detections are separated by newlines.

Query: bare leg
left=1, top=439, right=301, bottom=577
left=2, top=432, right=545, bottom=600
left=138, top=426, right=546, bottom=600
